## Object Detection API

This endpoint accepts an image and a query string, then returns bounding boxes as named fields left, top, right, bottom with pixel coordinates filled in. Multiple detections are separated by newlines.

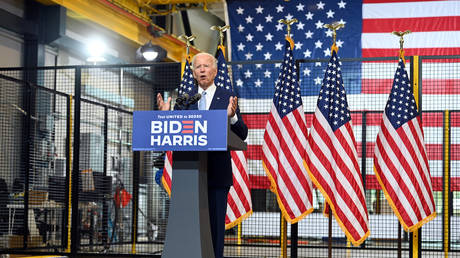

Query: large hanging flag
left=226, top=0, right=460, bottom=98
left=224, top=0, right=460, bottom=198
left=373, top=58, right=436, bottom=232
left=162, top=57, right=197, bottom=195
left=215, top=46, right=253, bottom=229
left=305, top=46, right=370, bottom=246
left=262, top=37, right=314, bottom=223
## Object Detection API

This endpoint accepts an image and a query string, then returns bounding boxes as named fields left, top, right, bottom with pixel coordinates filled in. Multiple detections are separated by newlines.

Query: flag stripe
left=363, top=48, right=460, bottom=58
left=240, top=94, right=460, bottom=112
left=244, top=112, right=460, bottom=128
left=363, top=16, right=460, bottom=33
left=362, top=79, right=460, bottom=94
left=363, top=1, right=460, bottom=19
left=363, top=32, right=460, bottom=49
left=363, top=0, right=448, bottom=3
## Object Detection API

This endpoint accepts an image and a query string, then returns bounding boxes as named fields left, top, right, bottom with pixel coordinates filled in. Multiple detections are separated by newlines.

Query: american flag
left=162, top=58, right=197, bottom=195
left=214, top=47, right=253, bottom=229
left=373, top=58, right=436, bottom=232
left=226, top=0, right=460, bottom=211
left=262, top=38, right=314, bottom=223
left=227, top=0, right=460, bottom=99
left=305, top=48, right=370, bottom=246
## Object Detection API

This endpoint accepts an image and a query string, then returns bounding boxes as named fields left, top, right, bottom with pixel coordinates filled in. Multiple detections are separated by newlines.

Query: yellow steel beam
left=66, top=96, right=73, bottom=253
left=412, top=56, right=420, bottom=109
left=137, top=0, right=220, bottom=3
left=280, top=215, right=287, bottom=258
left=444, top=110, right=450, bottom=258
left=411, top=55, right=420, bottom=258
left=36, top=0, right=201, bottom=62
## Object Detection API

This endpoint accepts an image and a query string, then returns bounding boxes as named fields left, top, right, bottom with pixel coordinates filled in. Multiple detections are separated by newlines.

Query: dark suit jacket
left=189, top=86, right=248, bottom=187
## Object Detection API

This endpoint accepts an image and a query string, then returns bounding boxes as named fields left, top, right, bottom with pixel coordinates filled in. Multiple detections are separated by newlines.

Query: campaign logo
left=150, top=118, right=207, bottom=147
left=132, top=110, right=227, bottom=151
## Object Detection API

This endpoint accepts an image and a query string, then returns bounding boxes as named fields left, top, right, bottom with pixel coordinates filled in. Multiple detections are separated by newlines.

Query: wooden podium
left=161, top=129, right=247, bottom=258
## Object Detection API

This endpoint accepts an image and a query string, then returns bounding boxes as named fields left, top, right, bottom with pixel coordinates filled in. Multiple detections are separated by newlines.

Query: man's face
left=193, top=54, right=217, bottom=89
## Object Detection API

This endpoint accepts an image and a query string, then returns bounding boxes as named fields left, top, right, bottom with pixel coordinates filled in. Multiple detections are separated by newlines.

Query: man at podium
left=157, top=52, right=248, bottom=258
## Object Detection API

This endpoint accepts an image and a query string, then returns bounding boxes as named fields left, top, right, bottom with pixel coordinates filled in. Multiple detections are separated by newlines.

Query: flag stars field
left=229, top=0, right=360, bottom=97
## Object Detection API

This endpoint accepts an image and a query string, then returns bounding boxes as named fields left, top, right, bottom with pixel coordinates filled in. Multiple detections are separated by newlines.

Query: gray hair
left=191, top=52, right=218, bottom=69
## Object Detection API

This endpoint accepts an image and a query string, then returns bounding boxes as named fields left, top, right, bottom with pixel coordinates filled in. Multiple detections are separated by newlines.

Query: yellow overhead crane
left=35, top=0, right=219, bottom=61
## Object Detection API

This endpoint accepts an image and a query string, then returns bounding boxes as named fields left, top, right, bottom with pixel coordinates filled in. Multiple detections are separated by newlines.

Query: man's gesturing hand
left=157, top=93, right=171, bottom=111
left=227, top=96, right=238, bottom=117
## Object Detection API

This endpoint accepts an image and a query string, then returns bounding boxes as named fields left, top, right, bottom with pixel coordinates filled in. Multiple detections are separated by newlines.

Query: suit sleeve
left=230, top=105, right=248, bottom=141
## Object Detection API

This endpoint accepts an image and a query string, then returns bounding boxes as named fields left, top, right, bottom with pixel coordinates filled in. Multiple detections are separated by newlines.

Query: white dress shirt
left=198, top=84, right=238, bottom=125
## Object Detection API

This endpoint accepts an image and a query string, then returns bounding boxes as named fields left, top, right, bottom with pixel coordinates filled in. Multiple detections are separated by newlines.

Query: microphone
left=188, top=93, right=202, bottom=105
left=174, top=93, right=190, bottom=110
left=183, top=93, right=202, bottom=110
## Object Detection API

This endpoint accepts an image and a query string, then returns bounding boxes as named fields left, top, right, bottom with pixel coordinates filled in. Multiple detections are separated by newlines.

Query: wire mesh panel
left=0, top=72, right=27, bottom=249
left=419, top=110, right=444, bottom=252
left=0, top=69, right=71, bottom=251
left=420, top=56, right=460, bottom=255
left=124, top=64, right=179, bottom=255
left=452, top=110, right=460, bottom=252
left=74, top=63, right=180, bottom=255
left=0, top=57, right=459, bottom=257
left=228, top=56, right=450, bottom=257
left=31, top=88, right=70, bottom=250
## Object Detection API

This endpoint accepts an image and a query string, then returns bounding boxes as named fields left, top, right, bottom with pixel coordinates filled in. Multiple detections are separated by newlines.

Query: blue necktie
left=198, top=91, right=207, bottom=110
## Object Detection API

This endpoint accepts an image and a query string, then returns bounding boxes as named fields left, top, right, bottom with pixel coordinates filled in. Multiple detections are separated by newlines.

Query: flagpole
left=211, top=25, right=231, bottom=90
left=178, top=34, right=196, bottom=62
left=211, top=25, right=230, bottom=69
left=222, top=1, right=232, bottom=62
left=324, top=22, right=344, bottom=54
left=398, top=223, right=402, bottom=258
left=278, top=18, right=298, bottom=49
left=328, top=208, right=332, bottom=258
left=392, top=30, right=411, bottom=65
left=211, top=25, right=230, bottom=49
left=178, top=34, right=196, bottom=86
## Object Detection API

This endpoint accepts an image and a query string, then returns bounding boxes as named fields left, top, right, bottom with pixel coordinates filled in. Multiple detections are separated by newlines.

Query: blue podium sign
left=132, top=110, right=228, bottom=151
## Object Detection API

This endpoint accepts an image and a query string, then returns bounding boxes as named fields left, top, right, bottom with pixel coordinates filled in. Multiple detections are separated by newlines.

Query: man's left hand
left=227, top=96, right=238, bottom=117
